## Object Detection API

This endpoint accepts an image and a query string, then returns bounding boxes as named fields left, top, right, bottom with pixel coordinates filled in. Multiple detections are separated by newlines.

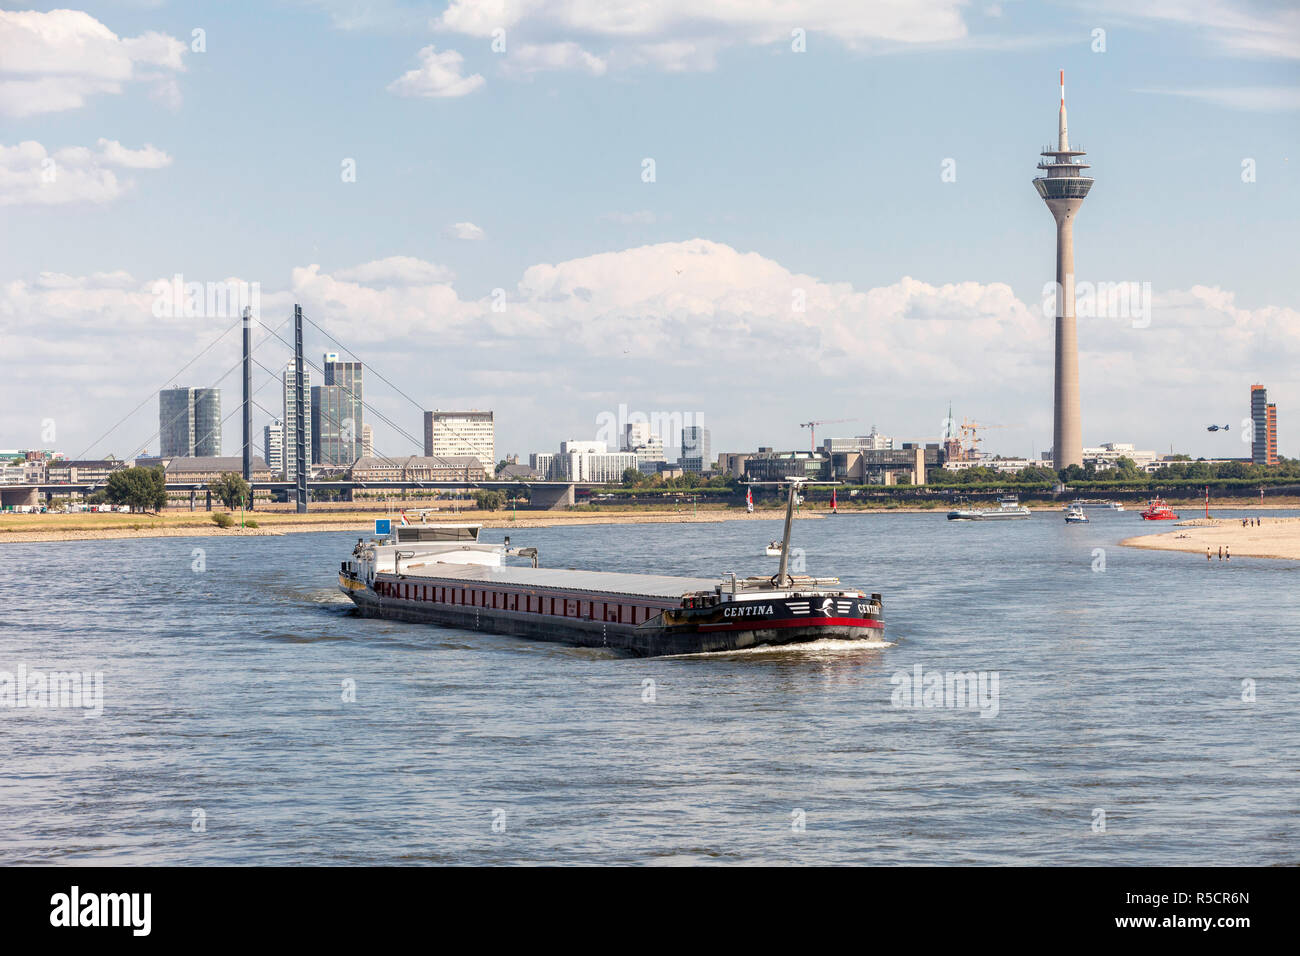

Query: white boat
left=1064, top=504, right=1089, bottom=523
left=765, top=541, right=784, bottom=556
left=1062, top=498, right=1124, bottom=512
left=948, top=495, right=1032, bottom=521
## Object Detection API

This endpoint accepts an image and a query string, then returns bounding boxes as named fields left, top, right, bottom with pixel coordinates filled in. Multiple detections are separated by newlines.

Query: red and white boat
left=1139, top=498, right=1179, bottom=520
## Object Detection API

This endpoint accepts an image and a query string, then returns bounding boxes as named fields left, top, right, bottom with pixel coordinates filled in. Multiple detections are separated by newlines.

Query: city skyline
left=1, top=2, right=1296, bottom=464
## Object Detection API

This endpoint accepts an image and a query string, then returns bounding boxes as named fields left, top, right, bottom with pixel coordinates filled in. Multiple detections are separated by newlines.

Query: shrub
left=211, top=512, right=233, bottom=528
left=245, top=519, right=259, bottom=529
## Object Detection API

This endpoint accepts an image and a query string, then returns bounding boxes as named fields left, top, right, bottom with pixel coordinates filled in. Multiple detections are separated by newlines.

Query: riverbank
left=0, top=507, right=832, bottom=542
left=7, top=499, right=1299, bottom=543
left=1121, top=516, right=1300, bottom=561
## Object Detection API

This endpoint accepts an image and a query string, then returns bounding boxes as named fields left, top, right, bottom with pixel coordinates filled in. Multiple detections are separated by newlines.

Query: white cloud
left=509, top=42, right=608, bottom=76
left=0, top=140, right=173, bottom=206
left=1090, top=0, right=1300, bottom=59
left=3, top=242, right=1296, bottom=459
left=334, top=256, right=456, bottom=285
left=437, top=0, right=971, bottom=74
left=387, top=45, right=485, bottom=98
left=0, top=9, right=186, bottom=116
left=444, top=221, right=486, bottom=240
left=1136, top=85, right=1300, bottom=111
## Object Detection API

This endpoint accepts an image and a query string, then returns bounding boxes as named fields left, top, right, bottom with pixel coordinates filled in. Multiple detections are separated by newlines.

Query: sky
left=1, top=0, right=1297, bottom=465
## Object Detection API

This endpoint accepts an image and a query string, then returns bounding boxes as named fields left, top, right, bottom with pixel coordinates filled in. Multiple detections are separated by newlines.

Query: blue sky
left=2, top=1, right=1297, bottom=463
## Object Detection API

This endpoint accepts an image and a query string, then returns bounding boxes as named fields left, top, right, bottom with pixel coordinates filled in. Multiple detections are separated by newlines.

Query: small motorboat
left=1064, top=504, right=1089, bottom=523
left=765, top=541, right=784, bottom=556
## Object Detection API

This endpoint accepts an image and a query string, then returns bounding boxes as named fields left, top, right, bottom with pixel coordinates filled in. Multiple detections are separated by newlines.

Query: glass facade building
left=159, top=387, right=221, bottom=457
left=282, top=362, right=312, bottom=481
left=312, top=354, right=363, bottom=468
left=681, top=425, right=711, bottom=472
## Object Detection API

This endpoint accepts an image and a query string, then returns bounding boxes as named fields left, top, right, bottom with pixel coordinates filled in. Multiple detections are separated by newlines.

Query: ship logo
left=819, top=598, right=834, bottom=617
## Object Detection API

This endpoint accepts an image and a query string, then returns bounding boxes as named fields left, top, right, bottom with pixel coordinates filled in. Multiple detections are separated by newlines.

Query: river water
left=1, top=510, right=1297, bottom=865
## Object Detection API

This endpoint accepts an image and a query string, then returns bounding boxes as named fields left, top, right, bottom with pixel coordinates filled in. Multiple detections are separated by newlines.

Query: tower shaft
left=1054, top=215, right=1081, bottom=469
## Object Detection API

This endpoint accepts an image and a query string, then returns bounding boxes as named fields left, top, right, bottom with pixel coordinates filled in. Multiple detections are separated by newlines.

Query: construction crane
left=799, top=418, right=857, bottom=453
left=956, top=419, right=1023, bottom=460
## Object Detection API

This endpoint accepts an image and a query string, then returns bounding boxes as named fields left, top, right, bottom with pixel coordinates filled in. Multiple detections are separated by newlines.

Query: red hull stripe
left=698, top=617, right=883, bottom=633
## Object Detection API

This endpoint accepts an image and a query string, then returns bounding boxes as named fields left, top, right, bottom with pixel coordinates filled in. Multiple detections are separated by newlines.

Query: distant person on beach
left=1207, top=547, right=1212, bottom=561
left=1226, top=546, right=1230, bottom=561
left=1218, top=546, right=1223, bottom=561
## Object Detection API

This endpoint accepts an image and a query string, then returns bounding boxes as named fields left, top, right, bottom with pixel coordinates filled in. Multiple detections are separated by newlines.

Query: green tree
left=208, top=472, right=251, bottom=510
left=473, top=490, right=502, bottom=511
left=621, top=467, right=643, bottom=487
left=104, top=466, right=167, bottom=513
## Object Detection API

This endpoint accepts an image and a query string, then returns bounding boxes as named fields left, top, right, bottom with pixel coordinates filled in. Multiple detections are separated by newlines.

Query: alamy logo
left=151, top=273, right=261, bottom=320
left=50, top=886, right=151, bottom=936
left=0, top=665, right=103, bottom=717
left=890, top=664, right=1000, bottom=718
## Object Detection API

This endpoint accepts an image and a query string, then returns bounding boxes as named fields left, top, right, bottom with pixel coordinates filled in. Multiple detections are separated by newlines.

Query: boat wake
left=665, top=638, right=894, bottom=659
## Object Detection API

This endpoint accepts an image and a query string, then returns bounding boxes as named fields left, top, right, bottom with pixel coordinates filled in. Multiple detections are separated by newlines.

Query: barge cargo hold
left=338, top=481, right=885, bottom=657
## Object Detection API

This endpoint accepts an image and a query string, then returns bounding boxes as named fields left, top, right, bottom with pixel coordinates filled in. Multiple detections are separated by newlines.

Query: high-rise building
left=263, top=420, right=284, bottom=475
left=361, top=423, right=373, bottom=459
left=680, top=425, right=712, bottom=473
left=424, top=410, right=494, bottom=473
left=159, top=387, right=222, bottom=457
left=282, top=361, right=312, bottom=481
left=311, top=353, right=363, bottom=468
left=1251, top=384, right=1278, bottom=466
left=1033, top=71, right=1093, bottom=470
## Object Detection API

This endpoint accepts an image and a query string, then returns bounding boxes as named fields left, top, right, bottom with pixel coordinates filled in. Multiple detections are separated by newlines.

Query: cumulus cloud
left=2, top=241, right=1296, bottom=459
left=436, top=0, right=970, bottom=73
left=508, top=42, right=608, bottom=76
left=387, top=45, right=485, bottom=98
left=444, top=221, right=486, bottom=240
left=0, top=9, right=186, bottom=116
left=0, top=140, right=173, bottom=206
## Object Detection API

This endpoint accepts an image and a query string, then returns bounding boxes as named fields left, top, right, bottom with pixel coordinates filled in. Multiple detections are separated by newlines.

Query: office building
left=159, top=387, right=222, bottom=457
left=824, top=430, right=894, bottom=454
left=1251, top=384, right=1278, bottom=466
left=424, top=410, right=494, bottom=474
left=282, top=361, right=312, bottom=481
left=263, top=420, right=284, bottom=475
left=681, top=425, right=712, bottom=473
left=312, top=353, right=363, bottom=468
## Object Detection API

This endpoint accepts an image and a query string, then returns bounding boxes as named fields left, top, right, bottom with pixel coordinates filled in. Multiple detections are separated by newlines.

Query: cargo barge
left=338, top=482, right=884, bottom=656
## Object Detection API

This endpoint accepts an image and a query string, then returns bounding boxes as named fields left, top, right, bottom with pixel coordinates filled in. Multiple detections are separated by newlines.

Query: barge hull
left=344, top=579, right=883, bottom=657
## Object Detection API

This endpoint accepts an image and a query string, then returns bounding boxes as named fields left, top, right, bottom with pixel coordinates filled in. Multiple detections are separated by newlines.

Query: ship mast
left=775, top=479, right=802, bottom=587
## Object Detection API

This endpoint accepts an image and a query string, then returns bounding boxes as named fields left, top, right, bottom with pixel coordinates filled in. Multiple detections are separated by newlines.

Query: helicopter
left=1206, top=424, right=1231, bottom=432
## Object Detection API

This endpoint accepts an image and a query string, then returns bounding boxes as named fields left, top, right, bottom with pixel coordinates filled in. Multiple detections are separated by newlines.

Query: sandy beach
left=1122, top=516, right=1300, bottom=561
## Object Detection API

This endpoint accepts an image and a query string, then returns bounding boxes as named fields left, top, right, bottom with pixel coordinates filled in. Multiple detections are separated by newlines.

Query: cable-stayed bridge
left=4, top=304, right=585, bottom=511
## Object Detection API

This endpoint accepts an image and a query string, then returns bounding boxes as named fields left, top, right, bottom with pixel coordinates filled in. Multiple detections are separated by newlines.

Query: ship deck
left=391, top=561, right=720, bottom=600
